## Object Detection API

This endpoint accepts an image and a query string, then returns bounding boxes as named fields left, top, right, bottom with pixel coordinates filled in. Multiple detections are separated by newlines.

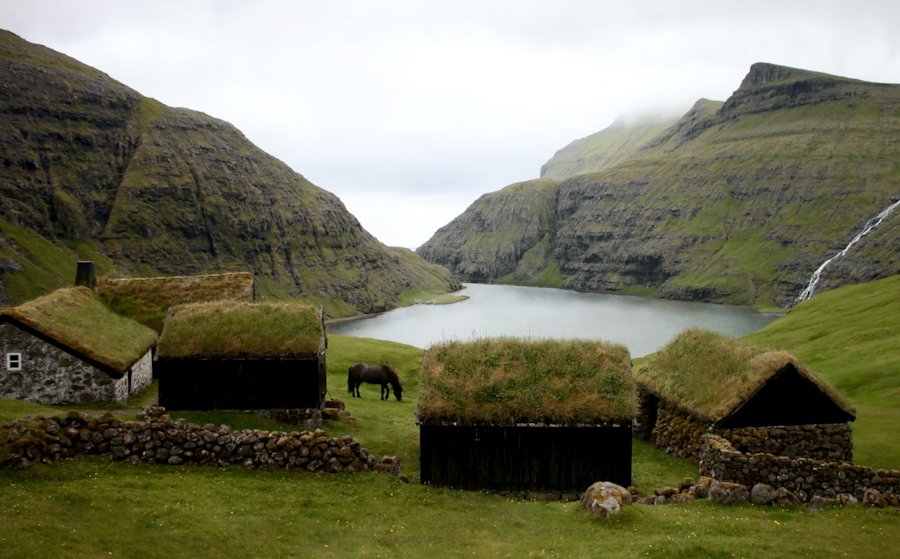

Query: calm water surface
left=328, top=284, right=777, bottom=357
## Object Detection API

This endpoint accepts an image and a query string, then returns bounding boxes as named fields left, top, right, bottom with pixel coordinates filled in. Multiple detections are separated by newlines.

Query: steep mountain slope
left=540, top=113, right=678, bottom=180
left=419, top=63, right=900, bottom=308
left=417, top=178, right=560, bottom=285
left=0, top=30, right=459, bottom=313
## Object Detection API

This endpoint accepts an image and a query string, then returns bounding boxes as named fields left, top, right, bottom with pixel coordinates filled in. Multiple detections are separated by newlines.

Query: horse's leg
left=354, top=382, right=361, bottom=398
left=381, top=384, right=389, bottom=400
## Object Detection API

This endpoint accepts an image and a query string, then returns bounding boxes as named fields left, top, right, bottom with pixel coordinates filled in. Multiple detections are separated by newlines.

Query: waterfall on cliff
left=796, top=198, right=900, bottom=303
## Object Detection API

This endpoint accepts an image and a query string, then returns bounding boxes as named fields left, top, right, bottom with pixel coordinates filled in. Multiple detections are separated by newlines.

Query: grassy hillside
left=539, top=108, right=699, bottom=180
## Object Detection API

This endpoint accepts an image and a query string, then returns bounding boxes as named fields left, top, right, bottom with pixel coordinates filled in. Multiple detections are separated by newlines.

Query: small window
left=6, top=353, right=22, bottom=371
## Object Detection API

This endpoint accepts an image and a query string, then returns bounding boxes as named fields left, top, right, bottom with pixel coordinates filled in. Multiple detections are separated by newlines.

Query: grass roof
left=417, top=337, right=635, bottom=425
left=95, top=272, right=254, bottom=333
left=0, top=287, right=157, bottom=373
left=156, top=300, right=324, bottom=360
left=634, top=329, right=856, bottom=423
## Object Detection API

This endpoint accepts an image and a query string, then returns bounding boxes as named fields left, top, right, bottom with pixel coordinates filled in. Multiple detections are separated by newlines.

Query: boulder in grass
left=863, top=488, right=885, bottom=508
left=708, top=480, right=749, bottom=505
left=690, top=476, right=714, bottom=499
left=773, top=487, right=800, bottom=507
left=750, top=483, right=779, bottom=505
left=836, top=493, right=859, bottom=506
left=582, top=481, right=631, bottom=518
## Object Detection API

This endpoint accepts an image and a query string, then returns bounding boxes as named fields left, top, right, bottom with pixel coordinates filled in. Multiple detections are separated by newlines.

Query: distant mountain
left=418, top=63, right=900, bottom=308
left=0, top=30, right=459, bottom=313
left=539, top=109, right=694, bottom=180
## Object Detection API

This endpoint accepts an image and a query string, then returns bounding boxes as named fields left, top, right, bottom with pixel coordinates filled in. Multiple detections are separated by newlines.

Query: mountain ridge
left=0, top=30, right=459, bottom=313
left=419, top=62, right=900, bottom=308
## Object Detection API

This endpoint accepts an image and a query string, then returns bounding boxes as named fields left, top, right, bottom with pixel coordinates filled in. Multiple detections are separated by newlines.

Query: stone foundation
left=719, top=423, right=852, bottom=463
left=645, top=399, right=853, bottom=464
left=2, top=407, right=399, bottom=475
left=699, top=434, right=900, bottom=501
left=250, top=408, right=323, bottom=430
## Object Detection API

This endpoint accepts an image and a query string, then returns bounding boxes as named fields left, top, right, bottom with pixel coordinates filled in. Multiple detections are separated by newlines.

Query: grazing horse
left=348, top=363, right=403, bottom=401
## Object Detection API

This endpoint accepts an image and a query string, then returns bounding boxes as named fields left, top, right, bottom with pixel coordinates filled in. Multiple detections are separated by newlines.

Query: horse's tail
left=347, top=366, right=354, bottom=393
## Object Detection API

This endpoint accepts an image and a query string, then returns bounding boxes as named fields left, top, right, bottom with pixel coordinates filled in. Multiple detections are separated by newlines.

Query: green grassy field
left=1, top=277, right=899, bottom=558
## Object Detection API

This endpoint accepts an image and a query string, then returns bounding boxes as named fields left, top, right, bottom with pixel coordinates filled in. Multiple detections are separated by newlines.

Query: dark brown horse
left=348, top=363, right=403, bottom=401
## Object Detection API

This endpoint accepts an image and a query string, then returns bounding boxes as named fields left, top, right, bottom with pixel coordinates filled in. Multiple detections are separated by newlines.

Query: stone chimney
left=75, top=261, right=96, bottom=289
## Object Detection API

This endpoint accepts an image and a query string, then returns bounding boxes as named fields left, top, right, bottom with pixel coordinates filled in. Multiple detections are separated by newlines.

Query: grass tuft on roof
left=417, top=337, right=635, bottom=425
left=96, top=272, right=254, bottom=333
left=1, top=287, right=157, bottom=373
left=156, top=300, right=324, bottom=360
left=634, top=328, right=855, bottom=423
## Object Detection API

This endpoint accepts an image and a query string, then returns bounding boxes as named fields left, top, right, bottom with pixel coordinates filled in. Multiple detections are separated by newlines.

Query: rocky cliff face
left=417, top=178, right=559, bottom=284
left=0, top=30, right=459, bottom=312
left=420, top=63, right=900, bottom=308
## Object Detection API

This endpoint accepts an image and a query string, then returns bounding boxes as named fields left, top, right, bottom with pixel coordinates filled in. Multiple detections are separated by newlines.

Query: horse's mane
left=382, top=364, right=402, bottom=386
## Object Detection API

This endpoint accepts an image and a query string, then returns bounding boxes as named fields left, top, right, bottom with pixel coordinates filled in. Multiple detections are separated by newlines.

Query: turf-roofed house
left=95, top=270, right=255, bottom=333
left=0, top=286, right=158, bottom=404
left=634, top=329, right=856, bottom=463
left=155, top=301, right=327, bottom=414
left=417, top=338, right=635, bottom=493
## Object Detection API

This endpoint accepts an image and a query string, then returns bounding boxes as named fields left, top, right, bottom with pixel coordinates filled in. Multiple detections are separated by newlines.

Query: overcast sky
left=3, top=1, right=899, bottom=249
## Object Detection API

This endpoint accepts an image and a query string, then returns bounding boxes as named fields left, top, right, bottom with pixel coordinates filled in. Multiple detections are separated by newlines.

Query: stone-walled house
left=417, top=338, right=635, bottom=493
left=0, top=287, right=158, bottom=404
left=633, top=329, right=856, bottom=463
left=155, top=300, right=327, bottom=412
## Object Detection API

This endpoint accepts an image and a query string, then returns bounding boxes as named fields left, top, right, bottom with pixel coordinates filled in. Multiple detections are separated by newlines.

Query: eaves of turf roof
left=156, top=300, right=325, bottom=360
left=95, top=272, right=255, bottom=333
left=417, top=337, right=636, bottom=426
left=634, top=329, right=856, bottom=425
left=0, top=287, right=158, bottom=377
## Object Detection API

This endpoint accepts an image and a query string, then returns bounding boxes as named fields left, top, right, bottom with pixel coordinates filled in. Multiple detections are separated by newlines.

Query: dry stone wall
left=718, top=423, right=852, bottom=463
left=649, top=400, right=709, bottom=460
left=699, top=434, right=900, bottom=501
left=646, top=399, right=854, bottom=464
left=2, top=406, right=400, bottom=475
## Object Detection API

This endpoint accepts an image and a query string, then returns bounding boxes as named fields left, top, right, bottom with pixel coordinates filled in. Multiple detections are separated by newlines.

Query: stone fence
left=2, top=406, right=400, bottom=475
left=699, top=433, right=900, bottom=501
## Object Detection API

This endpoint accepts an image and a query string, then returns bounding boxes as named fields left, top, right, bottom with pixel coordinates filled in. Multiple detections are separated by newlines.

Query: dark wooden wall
left=419, top=424, right=632, bottom=492
left=157, top=357, right=326, bottom=410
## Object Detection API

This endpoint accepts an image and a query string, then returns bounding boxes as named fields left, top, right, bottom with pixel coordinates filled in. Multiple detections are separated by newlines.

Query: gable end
left=717, top=364, right=856, bottom=428
left=0, top=317, right=124, bottom=378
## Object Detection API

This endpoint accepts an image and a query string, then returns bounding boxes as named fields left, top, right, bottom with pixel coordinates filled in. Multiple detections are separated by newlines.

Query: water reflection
left=328, top=284, right=777, bottom=357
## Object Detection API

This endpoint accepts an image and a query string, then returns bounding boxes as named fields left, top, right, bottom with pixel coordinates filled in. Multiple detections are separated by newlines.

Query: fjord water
left=328, top=284, right=776, bottom=357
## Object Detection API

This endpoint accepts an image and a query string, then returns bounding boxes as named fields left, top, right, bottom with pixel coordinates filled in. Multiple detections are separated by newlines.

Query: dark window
left=6, top=352, right=22, bottom=371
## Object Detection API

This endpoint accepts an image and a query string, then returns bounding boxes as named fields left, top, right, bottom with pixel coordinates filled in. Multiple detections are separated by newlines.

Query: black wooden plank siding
left=420, top=423, right=632, bottom=492
left=157, top=357, right=326, bottom=410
